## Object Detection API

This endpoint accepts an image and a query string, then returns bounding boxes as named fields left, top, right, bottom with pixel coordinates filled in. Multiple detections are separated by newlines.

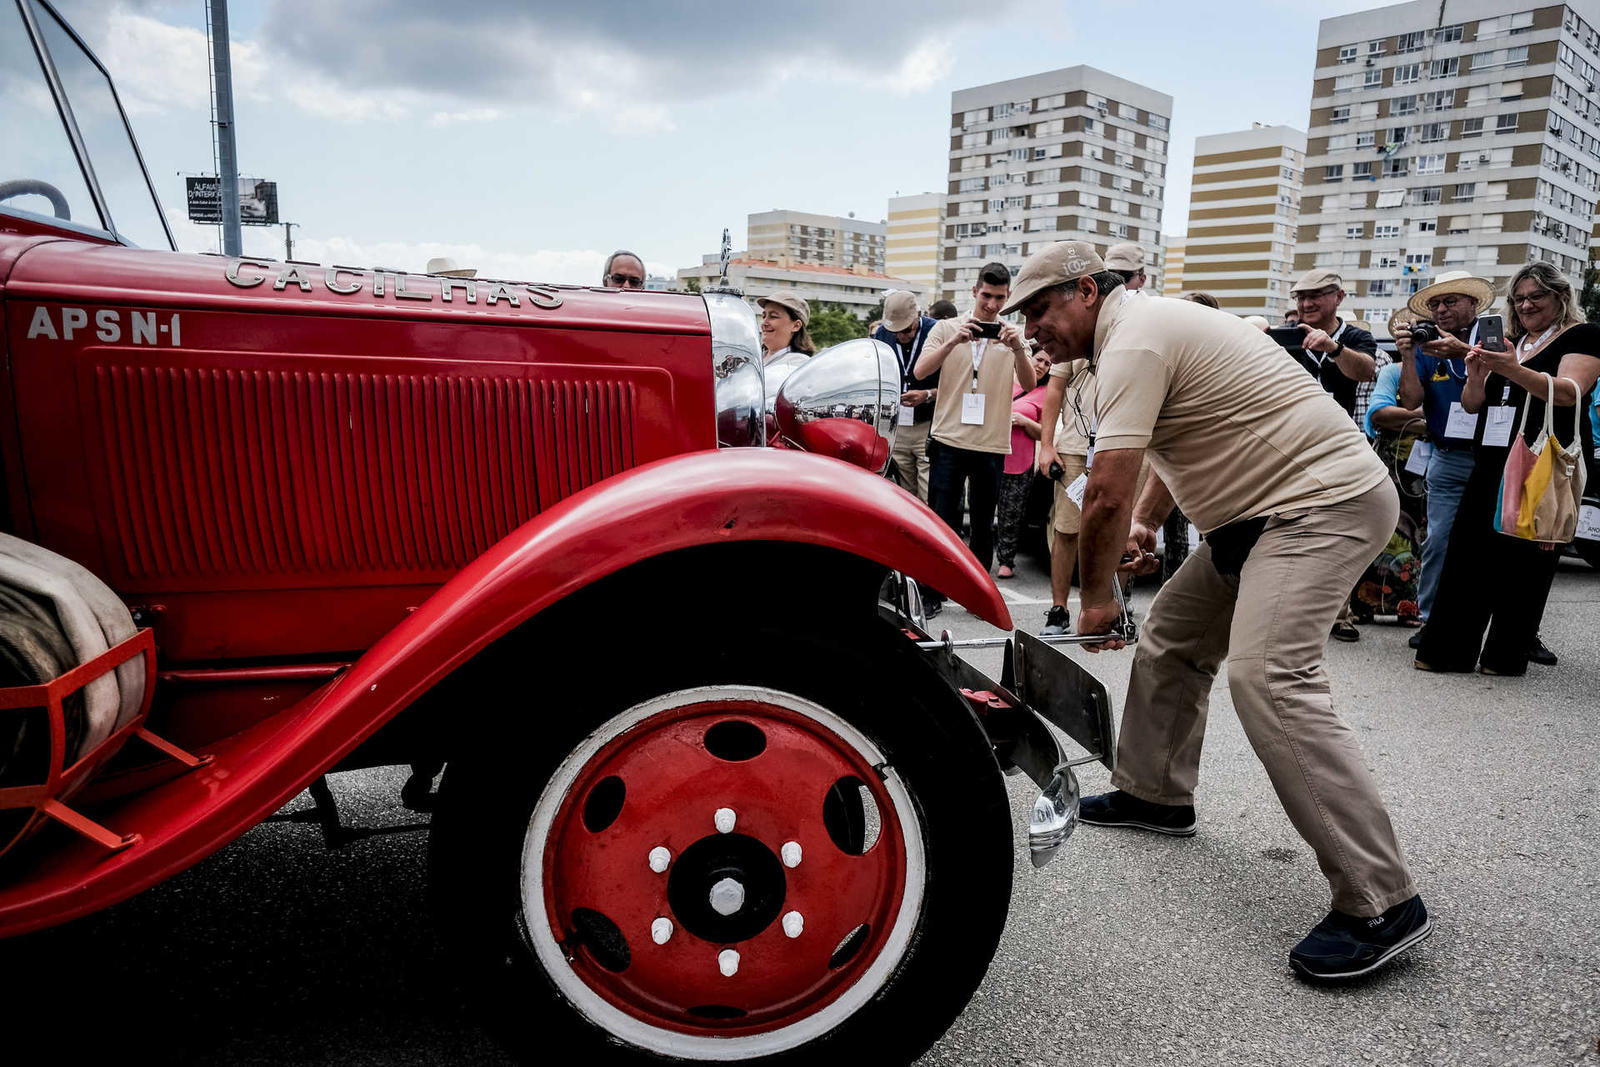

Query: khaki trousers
left=892, top=419, right=931, bottom=502
left=1111, top=481, right=1416, bottom=916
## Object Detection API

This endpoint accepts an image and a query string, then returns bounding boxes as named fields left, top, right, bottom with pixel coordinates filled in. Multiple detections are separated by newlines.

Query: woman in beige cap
left=756, top=292, right=815, bottom=366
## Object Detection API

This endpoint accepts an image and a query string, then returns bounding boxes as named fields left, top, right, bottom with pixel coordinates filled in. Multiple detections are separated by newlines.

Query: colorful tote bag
left=1495, top=374, right=1589, bottom=543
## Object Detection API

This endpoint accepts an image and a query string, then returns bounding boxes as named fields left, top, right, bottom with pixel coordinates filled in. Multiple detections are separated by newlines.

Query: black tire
left=1161, top=511, right=1191, bottom=584
left=429, top=617, right=1012, bottom=1066
left=1575, top=537, right=1600, bottom=570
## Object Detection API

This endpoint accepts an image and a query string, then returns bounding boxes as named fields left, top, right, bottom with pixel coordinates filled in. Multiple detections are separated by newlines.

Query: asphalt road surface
left=3, top=551, right=1596, bottom=1066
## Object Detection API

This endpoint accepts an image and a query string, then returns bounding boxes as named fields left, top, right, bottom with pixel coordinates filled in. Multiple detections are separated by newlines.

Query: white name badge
left=1443, top=402, right=1477, bottom=440
left=1578, top=504, right=1600, bottom=540
left=1404, top=440, right=1433, bottom=476
left=898, top=403, right=915, bottom=427
left=1482, top=405, right=1517, bottom=448
left=1065, top=472, right=1088, bottom=508
left=961, top=392, right=986, bottom=425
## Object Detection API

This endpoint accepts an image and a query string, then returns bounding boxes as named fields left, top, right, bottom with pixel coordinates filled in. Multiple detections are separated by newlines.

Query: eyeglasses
left=1426, top=295, right=1471, bottom=311
left=1511, top=290, right=1552, bottom=307
left=1059, top=363, right=1094, bottom=441
left=606, top=274, right=645, bottom=289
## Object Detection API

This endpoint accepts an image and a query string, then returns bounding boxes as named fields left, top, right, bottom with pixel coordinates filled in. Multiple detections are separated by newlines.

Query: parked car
left=0, top=3, right=1118, bottom=1063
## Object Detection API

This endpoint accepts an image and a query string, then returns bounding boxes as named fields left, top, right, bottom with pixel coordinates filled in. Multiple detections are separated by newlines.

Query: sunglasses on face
left=1426, top=295, right=1471, bottom=311
left=607, top=274, right=645, bottom=288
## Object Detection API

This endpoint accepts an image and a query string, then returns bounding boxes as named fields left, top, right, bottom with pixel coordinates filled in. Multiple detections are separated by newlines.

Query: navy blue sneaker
left=1078, top=789, right=1196, bottom=836
left=1290, top=894, right=1431, bottom=981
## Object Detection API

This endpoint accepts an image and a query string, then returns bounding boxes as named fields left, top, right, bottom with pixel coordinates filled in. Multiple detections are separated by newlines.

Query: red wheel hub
left=541, top=696, right=911, bottom=1037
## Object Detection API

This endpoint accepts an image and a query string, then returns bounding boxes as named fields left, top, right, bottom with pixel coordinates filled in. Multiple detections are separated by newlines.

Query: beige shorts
left=1051, top=453, right=1090, bottom=534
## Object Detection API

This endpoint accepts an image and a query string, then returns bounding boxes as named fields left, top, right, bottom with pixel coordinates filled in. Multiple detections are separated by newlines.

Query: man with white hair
left=601, top=250, right=646, bottom=289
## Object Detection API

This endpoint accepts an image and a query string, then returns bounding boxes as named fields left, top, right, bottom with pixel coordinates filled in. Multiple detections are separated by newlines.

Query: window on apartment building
left=1420, top=122, right=1449, bottom=142
left=1036, top=119, right=1065, bottom=137
left=1148, top=138, right=1165, bottom=156
left=1329, top=133, right=1351, bottom=151
left=1117, top=128, right=1136, bottom=145
left=1394, top=63, right=1421, bottom=84
left=1383, top=156, right=1410, bottom=177
left=1484, top=181, right=1509, bottom=202
left=1083, top=118, right=1096, bottom=133
left=1423, top=90, right=1454, bottom=111
left=1353, top=160, right=1374, bottom=178
left=1466, top=84, right=1488, bottom=107
left=1361, top=101, right=1381, bottom=120
left=1454, top=182, right=1476, bottom=199
left=1376, top=188, right=1406, bottom=208
left=1461, top=117, right=1485, bottom=137
left=1375, top=222, right=1402, bottom=239
left=960, top=177, right=986, bottom=192
left=1341, top=249, right=1363, bottom=268
left=1347, top=224, right=1366, bottom=239
left=1429, top=57, right=1459, bottom=78
left=1365, top=68, right=1384, bottom=87
left=1031, top=192, right=1059, bottom=208
left=1496, top=113, right=1519, bottom=134
left=1417, top=154, right=1446, bottom=175
left=1441, top=246, right=1467, bottom=264
left=1478, top=12, right=1534, bottom=38
left=1413, top=186, right=1443, bottom=204
left=1397, top=31, right=1426, bottom=53
left=1085, top=145, right=1103, bottom=161
left=1331, top=105, right=1351, bottom=123
left=1108, top=223, right=1129, bottom=239
left=1339, top=44, right=1358, bottom=62
left=1393, top=95, right=1418, bottom=115
left=962, top=132, right=987, bottom=148
left=1505, top=45, right=1529, bottom=66
left=1369, top=279, right=1396, bottom=296
left=1434, top=24, right=1463, bottom=43
left=1415, top=219, right=1437, bottom=235
left=1009, top=148, right=1030, bottom=161
left=962, top=108, right=989, bottom=126
left=1149, top=114, right=1169, bottom=131
left=1028, top=217, right=1057, bottom=232
left=1037, top=93, right=1065, bottom=110
left=1005, top=196, right=1025, bottom=209
left=1355, top=130, right=1376, bottom=149
left=1335, top=73, right=1359, bottom=92
left=1371, top=39, right=1390, bottom=56
left=1325, top=164, right=1346, bottom=181
left=959, top=200, right=983, bottom=216
left=1501, top=80, right=1523, bottom=99
left=1376, top=251, right=1401, bottom=269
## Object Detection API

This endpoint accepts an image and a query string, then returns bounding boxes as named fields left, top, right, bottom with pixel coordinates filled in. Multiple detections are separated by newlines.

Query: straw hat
left=1405, top=270, right=1494, bottom=318
left=425, top=256, right=477, bottom=279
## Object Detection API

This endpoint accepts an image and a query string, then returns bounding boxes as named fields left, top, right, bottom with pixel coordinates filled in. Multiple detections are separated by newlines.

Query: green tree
left=1581, top=255, right=1600, bottom=323
left=683, top=276, right=702, bottom=294
left=807, top=302, right=869, bottom=349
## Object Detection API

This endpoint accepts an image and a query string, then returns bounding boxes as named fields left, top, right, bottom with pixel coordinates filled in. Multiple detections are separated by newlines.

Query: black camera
left=1408, top=321, right=1441, bottom=345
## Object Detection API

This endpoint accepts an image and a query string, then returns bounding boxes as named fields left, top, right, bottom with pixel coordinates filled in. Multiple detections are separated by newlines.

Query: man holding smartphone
left=1392, top=271, right=1498, bottom=649
left=914, top=262, right=1038, bottom=597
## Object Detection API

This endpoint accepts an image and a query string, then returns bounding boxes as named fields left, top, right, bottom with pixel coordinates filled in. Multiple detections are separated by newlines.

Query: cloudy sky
left=48, top=0, right=1384, bottom=284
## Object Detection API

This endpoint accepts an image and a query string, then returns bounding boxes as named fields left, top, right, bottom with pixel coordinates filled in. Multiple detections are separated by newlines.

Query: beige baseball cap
left=882, top=290, right=920, bottom=332
left=1290, top=268, right=1343, bottom=295
left=756, top=291, right=810, bottom=328
left=1001, top=241, right=1107, bottom=315
left=1105, top=242, right=1145, bottom=272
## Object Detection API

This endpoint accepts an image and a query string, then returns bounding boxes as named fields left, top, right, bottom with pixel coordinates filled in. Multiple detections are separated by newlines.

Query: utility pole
left=207, top=0, right=241, bottom=256
left=283, top=221, right=298, bottom=261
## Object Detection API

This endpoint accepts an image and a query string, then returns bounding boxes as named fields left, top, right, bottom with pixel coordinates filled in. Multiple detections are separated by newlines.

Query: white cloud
left=428, top=107, right=505, bottom=127
left=164, top=211, right=671, bottom=287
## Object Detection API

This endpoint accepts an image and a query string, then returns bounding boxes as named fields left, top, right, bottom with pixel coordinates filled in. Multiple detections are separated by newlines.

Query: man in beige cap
left=1104, top=242, right=1148, bottom=292
left=1005, top=240, right=1428, bottom=983
left=1390, top=271, right=1512, bottom=652
left=871, top=291, right=940, bottom=500
left=425, top=257, right=477, bottom=279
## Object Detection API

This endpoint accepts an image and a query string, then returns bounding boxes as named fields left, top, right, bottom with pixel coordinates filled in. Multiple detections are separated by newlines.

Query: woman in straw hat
left=1414, top=262, right=1600, bottom=675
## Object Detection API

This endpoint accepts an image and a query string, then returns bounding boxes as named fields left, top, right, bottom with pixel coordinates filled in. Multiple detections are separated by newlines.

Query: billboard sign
left=186, top=177, right=279, bottom=225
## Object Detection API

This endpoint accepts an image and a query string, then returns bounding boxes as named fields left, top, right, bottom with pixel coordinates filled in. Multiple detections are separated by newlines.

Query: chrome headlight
left=705, top=291, right=765, bottom=448
left=773, top=337, right=899, bottom=474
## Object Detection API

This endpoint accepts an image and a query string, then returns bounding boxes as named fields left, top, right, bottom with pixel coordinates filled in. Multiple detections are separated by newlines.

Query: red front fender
left=0, top=449, right=1007, bottom=934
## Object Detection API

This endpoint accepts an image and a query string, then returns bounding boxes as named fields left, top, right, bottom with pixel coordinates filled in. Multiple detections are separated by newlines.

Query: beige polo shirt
left=1047, top=359, right=1096, bottom=456
left=1090, top=290, right=1387, bottom=533
left=927, top=318, right=1025, bottom=454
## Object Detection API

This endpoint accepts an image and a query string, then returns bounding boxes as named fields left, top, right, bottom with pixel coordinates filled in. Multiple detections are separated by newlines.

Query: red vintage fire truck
left=0, top=2, right=1123, bottom=1062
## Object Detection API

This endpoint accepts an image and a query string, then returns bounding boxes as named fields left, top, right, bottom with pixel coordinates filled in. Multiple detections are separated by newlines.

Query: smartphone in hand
left=970, top=320, right=1003, bottom=340
left=1477, top=314, right=1506, bottom=352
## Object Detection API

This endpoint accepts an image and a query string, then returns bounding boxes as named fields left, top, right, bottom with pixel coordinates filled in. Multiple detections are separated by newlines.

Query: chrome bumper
left=882, top=586, right=1122, bottom=869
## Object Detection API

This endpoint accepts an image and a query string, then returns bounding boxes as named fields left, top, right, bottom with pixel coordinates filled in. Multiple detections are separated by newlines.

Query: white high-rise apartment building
left=885, top=193, right=942, bottom=301
left=747, top=210, right=886, bottom=273
left=1297, top=0, right=1600, bottom=330
left=1182, top=124, right=1306, bottom=317
left=941, top=67, right=1173, bottom=304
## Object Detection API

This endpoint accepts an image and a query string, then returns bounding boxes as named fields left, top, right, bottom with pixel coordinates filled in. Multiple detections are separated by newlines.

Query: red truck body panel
left=0, top=449, right=1007, bottom=935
